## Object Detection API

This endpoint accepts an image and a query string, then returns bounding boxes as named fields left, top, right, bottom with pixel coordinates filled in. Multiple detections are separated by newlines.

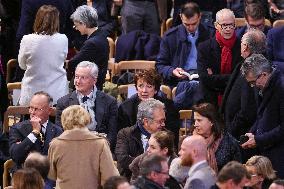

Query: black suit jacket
left=9, top=120, right=62, bottom=168
left=68, top=29, right=109, bottom=90
left=197, top=37, right=243, bottom=106
left=55, top=90, right=118, bottom=151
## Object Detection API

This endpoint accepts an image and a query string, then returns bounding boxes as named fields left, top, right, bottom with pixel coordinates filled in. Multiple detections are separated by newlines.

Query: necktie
left=82, top=96, right=89, bottom=103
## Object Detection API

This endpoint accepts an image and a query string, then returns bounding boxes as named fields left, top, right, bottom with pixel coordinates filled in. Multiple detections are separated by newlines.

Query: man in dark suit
left=236, top=3, right=271, bottom=39
left=267, top=26, right=284, bottom=62
left=68, top=5, right=109, bottom=90
left=56, top=61, right=117, bottom=151
left=156, top=2, right=212, bottom=88
left=9, top=91, right=63, bottom=169
left=115, top=98, right=166, bottom=180
left=179, top=135, right=216, bottom=189
left=241, top=54, right=284, bottom=179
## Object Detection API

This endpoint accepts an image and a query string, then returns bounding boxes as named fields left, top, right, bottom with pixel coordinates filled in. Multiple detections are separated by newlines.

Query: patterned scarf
left=205, top=133, right=223, bottom=173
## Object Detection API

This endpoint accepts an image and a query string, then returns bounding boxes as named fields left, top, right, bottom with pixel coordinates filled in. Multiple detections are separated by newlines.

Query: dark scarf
left=136, top=121, right=151, bottom=138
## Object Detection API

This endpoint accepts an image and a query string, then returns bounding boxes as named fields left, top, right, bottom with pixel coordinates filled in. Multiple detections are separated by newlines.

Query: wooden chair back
left=179, top=110, right=193, bottom=136
left=7, top=82, right=22, bottom=105
left=116, top=60, right=155, bottom=75
left=273, top=19, right=284, bottom=27
left=3, top=159, right=15, bottom=188
left=6, top=59, right=18, bottom=83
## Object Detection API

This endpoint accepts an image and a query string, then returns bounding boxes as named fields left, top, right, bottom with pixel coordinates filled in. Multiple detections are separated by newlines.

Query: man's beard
left=180, top=154, right=193, bottom=167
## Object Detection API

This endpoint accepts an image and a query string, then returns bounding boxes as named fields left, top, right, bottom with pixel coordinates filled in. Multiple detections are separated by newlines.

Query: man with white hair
left=197, top=8, right=242, bottom=107
left=56, top=61, right=117, bottom=151
left=179, top=135, right=216, bottom=189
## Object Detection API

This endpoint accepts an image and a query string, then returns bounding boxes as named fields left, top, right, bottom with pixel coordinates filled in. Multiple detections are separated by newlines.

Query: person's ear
left=162, top=147, right=168, bottom=156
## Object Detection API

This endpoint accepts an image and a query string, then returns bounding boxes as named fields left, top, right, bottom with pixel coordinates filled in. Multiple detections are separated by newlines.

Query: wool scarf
left=206, top=133, right=223, bottom=173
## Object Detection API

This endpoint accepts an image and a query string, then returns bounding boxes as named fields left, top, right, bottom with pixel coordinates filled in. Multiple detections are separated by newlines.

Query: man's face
left=231, top=177, right=250, bottom=189
left=179, top=140, right=194, bottom=167
left=136, top=79, right=157, bottom=101
left=74, top=67, right=96, bottom=95
left=247, top=16, right=265, bottom=31
left=151, top=161, right=169, bottom=186
left=73, top=21, right=87, bottom=35
left=215, top=15, right=236, bottom=39
left=245, top=165, right=263, bottom=188
left=245, top=71, right=268, bottom=90
left=180, top=13, right=201, bottom=33
left=29, top=95, right=51, bottom=123
left=117, top=182, right=133, bottom=189
left=143, top=107, right=166, bottom=134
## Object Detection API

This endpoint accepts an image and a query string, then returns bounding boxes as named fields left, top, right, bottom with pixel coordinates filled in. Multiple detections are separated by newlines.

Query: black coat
left=133, top=176, right=165, bottom=189
left=68, top=29, right=109, bottom=90
left=197, top=37, right=243, bottom=106
left=221, top=62, right=257, bottom=139
left=250, top=68, right=284, bottom=178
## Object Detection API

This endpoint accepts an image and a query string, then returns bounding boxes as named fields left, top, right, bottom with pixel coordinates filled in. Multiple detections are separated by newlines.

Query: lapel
left=69, top=91, right=80, bottom=106
left=188, top=161, right=208, bottom=177
left=42, top=122, right=56, bottom=154
left=177, top=25, right=191, bottom=68
left=130, top=126, right=144, bottom=152
left=95, top=91, right=104, bottom=127
left=212, top=38, right=221, bottom=71
left=18, top=121, right=33, bottom=137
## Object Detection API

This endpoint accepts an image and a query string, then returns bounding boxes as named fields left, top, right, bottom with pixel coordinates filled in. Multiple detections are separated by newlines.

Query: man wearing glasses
left=236, top=3, right=271, bottom=39
left=240, top=54, right=284, bottom=179
left=9, top=91, right=63, bottom=169
left=197, top=8, right=242, bottom=107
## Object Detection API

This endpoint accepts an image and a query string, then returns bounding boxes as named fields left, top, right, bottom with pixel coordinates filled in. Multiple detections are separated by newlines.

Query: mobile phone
left=239, top=135, right=249, bottom=145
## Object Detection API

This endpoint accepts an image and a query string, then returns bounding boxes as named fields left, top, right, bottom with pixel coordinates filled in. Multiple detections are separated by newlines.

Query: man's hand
left=172, top=68, right=187, bottom=79
left=241, top=133, right=256, bottom=149
left=113, top=0, right=123, bottom=6
left=30, top=116, right=42, bottom=132
left=207, top=68, right=213, bottom=75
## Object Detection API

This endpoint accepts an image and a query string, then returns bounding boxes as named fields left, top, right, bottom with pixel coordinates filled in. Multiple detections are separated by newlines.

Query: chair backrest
left=116, top=60, right=155, bottom=75
left=3, top=159, right=15, bottom=188
left=179, top=110, right=193, bottom=136
left=172, top=87, right=177, bottom=99
left=160, top=20, right=166, bottom=36
left=3, top=106, right=56, bottom=133
left=160, top=85, right=172, bottom=100
left=166, top=18, right=173, bottom=32
left=235, top=18, right=272, bottom=27
left=273, top=19, right=284, bottom=27
left=107, top=37, right=115, bottom=59
left=7, top=82, right=22, bottom=105
left=106, top=60, right=117, bottom=82
left=118, top=84, right=135, bottom=101
left=6, top=59, right=18, bottom=83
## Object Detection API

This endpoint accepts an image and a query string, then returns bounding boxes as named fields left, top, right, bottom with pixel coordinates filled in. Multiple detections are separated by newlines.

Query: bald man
left=269, top=180, right=284, bottom=189
left=179, top=135, right=216, bottom=189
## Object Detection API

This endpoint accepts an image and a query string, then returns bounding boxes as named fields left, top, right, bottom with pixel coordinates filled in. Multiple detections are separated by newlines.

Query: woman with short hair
left=18, top=5, right=68, bottom=106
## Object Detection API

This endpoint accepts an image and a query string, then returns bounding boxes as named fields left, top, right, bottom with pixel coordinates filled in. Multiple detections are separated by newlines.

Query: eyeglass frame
left=28, top=106, right=45, bottom=112
left=154, top=170, right=169, bottom=175
left=247, top=73, right=263, bottom=87
left=216, top=22, right=236, bottom=30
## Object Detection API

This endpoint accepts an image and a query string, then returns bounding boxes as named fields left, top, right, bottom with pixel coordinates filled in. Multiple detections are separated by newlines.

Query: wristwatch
left=32, top=130, right=40, bottom=138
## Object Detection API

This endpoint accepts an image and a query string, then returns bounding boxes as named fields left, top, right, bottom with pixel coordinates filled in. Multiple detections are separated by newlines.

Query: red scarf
left=215, top=30, right=236, bottom=105
left=215, top=30, right=236, bottom=74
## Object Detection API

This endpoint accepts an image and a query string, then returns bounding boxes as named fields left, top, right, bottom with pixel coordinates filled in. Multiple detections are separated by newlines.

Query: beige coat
left=48, top=128, right=119, bottom=189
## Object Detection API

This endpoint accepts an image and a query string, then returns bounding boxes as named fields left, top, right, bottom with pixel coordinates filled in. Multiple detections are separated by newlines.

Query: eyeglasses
left=150, top=118, right=166, bottom=125
left=155, top=171, right=169, bottom=175
left=247, top=73, right=263, bottom=87
left=73, top=22, right=83, bottom=29
left=28, top=106, right=45, bottom=112
left=216, top=22, right=235, bottom=30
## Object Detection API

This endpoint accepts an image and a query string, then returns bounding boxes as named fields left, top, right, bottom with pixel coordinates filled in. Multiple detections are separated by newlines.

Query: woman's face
left=147, top=137, right=167, bottom=157
left=194, top=112, right=213, bottom=138
left=136, top=79, right=157, bottom=101
left=245, top=165, right=264, bottom=189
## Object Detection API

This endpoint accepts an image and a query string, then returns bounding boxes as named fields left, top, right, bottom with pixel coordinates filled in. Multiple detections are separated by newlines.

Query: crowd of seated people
left=1, top=0, right=284, bottom=188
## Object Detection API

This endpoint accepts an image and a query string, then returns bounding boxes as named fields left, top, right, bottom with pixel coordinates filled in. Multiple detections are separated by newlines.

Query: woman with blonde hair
left=48, top=105, right=119, bottom=189
left=245, top=155, right=277, bottom=189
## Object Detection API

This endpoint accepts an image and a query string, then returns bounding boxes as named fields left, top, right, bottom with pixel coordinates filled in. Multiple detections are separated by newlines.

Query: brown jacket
left=48, top=128, right=119, bottom=189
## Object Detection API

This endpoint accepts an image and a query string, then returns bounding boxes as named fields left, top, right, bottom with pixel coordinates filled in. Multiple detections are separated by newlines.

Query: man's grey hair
left=33, top=91, right=53, bottom=106
left=137, top=98, right=165, bottom=121
left=216, top=8, right=235, bottom=23
left=241, top=54, right=272, bottom=77
left=139, top=154, right=167, bottom=177
left=242, top=29, right=266, bottom=54
left=70, top=5, right=98, bottom=28
left=76, top=61, right=99, bottom=78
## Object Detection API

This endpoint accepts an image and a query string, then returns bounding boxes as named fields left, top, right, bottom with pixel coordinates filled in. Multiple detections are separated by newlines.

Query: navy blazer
left=236, top=25, right=271, bottom=39
left=156, top=24, right=211, bottom=87
left=55, top=90, right=118, bottom=151
left=9, top=120, right=62, bottom=167
left=69, top=29, right=109, bottom=90
left=250, top=68, right=284, bottom=178
left=197, top=37, right=243, bottom=106
left=267, top=26, right=284, bottom=62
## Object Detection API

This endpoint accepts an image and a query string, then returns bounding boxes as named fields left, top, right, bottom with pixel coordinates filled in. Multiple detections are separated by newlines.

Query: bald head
left=242, top=29, right=266, bottom=55
left=269, top=180, right=284, bottom=189
left=185, top=135, right=207, bottom=157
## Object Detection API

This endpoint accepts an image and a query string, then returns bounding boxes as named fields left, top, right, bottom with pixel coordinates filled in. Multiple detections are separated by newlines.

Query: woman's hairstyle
left=12, top=168, right=44, bottom=189
left=103, top=176, right=129, bottom=189
left=192, top=103, right=225, bottom=138
left=61, top=105, right=91, bottom=130
left=246, top=155, right=277, bottom=180
left=33, top=5, right=60, bottom=35
left=70, top=5, right=98, bottom=28
left=134, top=69, right=162, bottom=92
left=151, top=131, right=175, bottom=156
